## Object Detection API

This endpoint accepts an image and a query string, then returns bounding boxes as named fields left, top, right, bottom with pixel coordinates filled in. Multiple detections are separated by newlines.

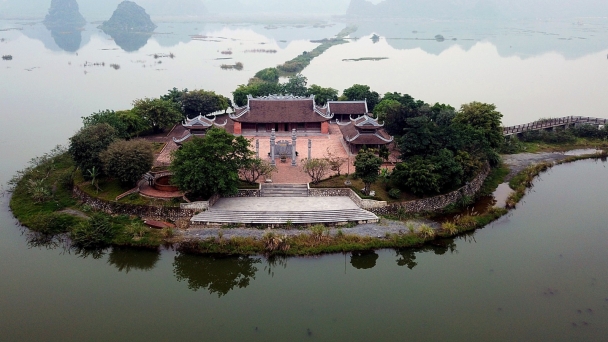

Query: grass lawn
left=520, top=138, right=608, bottom=153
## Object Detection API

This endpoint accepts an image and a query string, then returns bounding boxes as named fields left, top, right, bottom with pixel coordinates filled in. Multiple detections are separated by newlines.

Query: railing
left=503, top=116, right=607, bottom=136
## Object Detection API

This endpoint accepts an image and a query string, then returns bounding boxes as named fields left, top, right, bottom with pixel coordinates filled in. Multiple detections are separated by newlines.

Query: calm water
left=1, top=19, right=608, bottom=341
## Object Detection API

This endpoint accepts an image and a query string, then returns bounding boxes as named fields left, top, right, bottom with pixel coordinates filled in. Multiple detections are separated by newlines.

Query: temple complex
left=337, top=114, right=394, bottom=154
left=229, top=95, right=333, bottom=135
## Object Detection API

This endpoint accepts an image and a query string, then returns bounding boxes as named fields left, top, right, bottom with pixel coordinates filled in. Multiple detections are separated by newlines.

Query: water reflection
left=101, top=29, right=152, bottom=52
left=25, top=231, right=68, bottom=250
left=350, top=251, right=379, bottom=270
left=46, top=26, right=83, bottom=53
left=173, top=253, right=260, bottom=297
left=396, top=238, right=459, bottom=269
left=108, top=247, right=160, bottom=273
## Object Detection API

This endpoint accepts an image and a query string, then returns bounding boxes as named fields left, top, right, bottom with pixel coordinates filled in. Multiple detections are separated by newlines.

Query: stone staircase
left=260, top=184, right=309, bottom=197
left=191, top=208, right=378, bottom=225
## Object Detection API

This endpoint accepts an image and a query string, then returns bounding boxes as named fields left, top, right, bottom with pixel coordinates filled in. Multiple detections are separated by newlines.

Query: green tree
left=342, top=84, right=381, bottom=111
left=68, top=123, right=117, bottom=177
left=239, top=158, right=277, bottom=183
left=454, top=102, right=503, bottom=149
left=132, top=98, right=182, bottom=133
left=301, top=158, right=330, bottom=184
left=160, top=87, right=188, bottom=108
left=393, top=158, right=440, bottom=196
left=282, top=74, right=308, bottom=97
left=82, top=110, right=130, bottom=139
left=308, top=84, right=338, bottom=106
left=254, top=67, right=280, bottom=83
left=116, top=110, right=147, bottom=137
left=170, top=128, right=253, bottom=197
left=181, top=90, right=231, bottom=118
left=100, top=140, right=154, bottom=185
left=431, top=149, right=464, bottom=190
left=373, top=99, right=402, bottom=122
left=354, top=149, right=383, bottom=195
left=232, top=82, right=283, bottom=107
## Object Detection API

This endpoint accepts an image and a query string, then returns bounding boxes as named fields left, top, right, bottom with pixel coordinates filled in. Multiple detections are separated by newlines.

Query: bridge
left=503, top=116, right=607, bottom=137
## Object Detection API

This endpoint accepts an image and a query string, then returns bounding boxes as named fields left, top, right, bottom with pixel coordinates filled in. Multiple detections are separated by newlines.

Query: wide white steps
left=260, top=184, right=308, bottom=197
left=191, top=208, right=378, bottom=225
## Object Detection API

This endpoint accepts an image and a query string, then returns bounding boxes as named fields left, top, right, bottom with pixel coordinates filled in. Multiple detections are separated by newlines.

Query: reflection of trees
left=173, top=253, right=260, bottom=297
left=350, top=251, right=379, bottom=270
left=264, top=255, right=287, bottom=277
left=25, top=231, right=69, bottom=251
left=396, top=238, right=459, bottom=269
left=108, top=247, right=160, bottom=273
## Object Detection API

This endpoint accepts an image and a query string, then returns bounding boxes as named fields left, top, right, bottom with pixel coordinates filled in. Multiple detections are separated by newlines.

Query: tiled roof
left=339, top=122, right=393, bottom=145
left=327, top=101, right=368, bottom=115
left=230, top=95, right=332, bottom=123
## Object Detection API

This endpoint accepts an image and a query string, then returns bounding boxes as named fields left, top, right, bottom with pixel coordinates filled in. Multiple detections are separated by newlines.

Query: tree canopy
left=181, top=90, right=231, bottom=119
left=100, top=139, right=154, bottom=185
left=132, top=98, right=182, bottom=133
left=308, top=84, right=338, bottom=106
left=342, top=84, right=381, bottom=112
left=170, top=128, right=253, bottom=197
left=68, top=123, right=117, bottom=177
left=354, top=149, right=383, bottom=195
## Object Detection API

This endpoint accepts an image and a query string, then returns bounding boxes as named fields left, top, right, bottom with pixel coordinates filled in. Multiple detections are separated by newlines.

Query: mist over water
left=2, top=9, right=608, bottom=340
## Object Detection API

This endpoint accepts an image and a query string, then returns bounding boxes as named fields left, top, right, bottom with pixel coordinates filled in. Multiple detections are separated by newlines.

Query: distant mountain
left=43, top=0, right=86, bottom=28
left=99, top=1, right=156, bottom=32
left=346, top=0, right=608, bottom=19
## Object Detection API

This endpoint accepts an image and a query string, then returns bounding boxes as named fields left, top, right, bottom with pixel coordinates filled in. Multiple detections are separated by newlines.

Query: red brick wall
left=321, top=121, right=329, bottom=134
left=234, top=122, right=242, bottom=135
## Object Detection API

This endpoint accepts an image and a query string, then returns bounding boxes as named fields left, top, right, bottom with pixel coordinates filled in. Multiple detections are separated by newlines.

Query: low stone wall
left=180, top=193, right=221, bottom=211
left=73, top=186, right=194, bottom=221
left=370, top=164, right=491, bottom=216
left=224, top=188, right=261, bottom=198
left=310, top=163, right=491, bottom=215
left=308, top=188, right=387, bottom=210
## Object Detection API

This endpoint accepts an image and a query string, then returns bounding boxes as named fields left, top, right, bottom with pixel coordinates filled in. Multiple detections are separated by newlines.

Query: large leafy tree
left=68, top=123, right=117, bottom=177
left=132, top=98, right=182, bottom=133
left=454, top=102, right=503, bottom=149
left=392, top=157, right=440, bottom=196
left=308, top=84, right=338, bottom=106
left=282, top=74, right=308, bottom=97
left=100, top=139, right=154, bottom=185
left=232, top=82, right=283, bottom=107
left=82, top=110, right=130, bottom=139
left=181, top=90, right=231, bottom=119
left=354, top=149, right=383, bottom=195
left=254, top=67, right=279, bottom=83
left=342, top=84, right=381, bottom=111
left=170, top=128, right=253, bottom=197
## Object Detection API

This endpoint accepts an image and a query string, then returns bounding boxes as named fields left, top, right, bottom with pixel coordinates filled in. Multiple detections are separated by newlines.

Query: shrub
left=69, top=123, right=117, bottom=177
left=100, top=139, right=154, bottom=186
left=418, top=225, right=435, bottom=239
left=388, top=188, right=401, bottom=199
left=70, top=213, right=115, bottom=248
left=441, top=222, right=459, bottom=235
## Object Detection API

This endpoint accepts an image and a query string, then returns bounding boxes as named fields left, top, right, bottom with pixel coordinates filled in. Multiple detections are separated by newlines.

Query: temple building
left=229, top=95, right=333, bottom=135
left=172, top=114, right=227, bottom=145
left=337, top=114, right=394, bottom=154
left=325, top=100, right=369, bottom=122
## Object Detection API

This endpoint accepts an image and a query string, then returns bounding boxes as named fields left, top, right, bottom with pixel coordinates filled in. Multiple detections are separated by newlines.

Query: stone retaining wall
left=73, top=186, right=194, bottom=221
left=180, top=193, right=221, bottom=211
left=310, top=163, right=491, bottom=215
left=224, top=188, right=261, bottom=198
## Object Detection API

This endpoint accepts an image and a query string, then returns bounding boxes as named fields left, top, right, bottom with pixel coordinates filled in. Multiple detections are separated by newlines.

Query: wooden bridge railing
left=503, top=116, right=607, bottom=136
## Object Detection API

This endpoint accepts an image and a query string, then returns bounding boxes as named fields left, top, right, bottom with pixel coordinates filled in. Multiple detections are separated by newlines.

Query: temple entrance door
left=284, top=123, right=289, bottom=132
left=275, top=123, right=279, bottom=132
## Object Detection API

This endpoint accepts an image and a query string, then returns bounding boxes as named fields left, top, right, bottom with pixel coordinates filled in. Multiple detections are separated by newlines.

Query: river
left=1, top=19, right=608, bottom=341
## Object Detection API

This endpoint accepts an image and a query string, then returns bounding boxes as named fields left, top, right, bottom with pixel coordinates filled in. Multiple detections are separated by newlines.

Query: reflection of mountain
left=353, top=19, right=608, bottom=60
left=42, top=0, right=87, bottom=52
left=21, top=23, right=93, bottom=52
left=102, top=29, right=152, bottom=52
left=99, top=1, right=156, bottom=52
left=173, top=253, right=260, bottom=297
left=108, top=247, right=160, bottom=273
left=346, top=0, right=608, bottom=19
